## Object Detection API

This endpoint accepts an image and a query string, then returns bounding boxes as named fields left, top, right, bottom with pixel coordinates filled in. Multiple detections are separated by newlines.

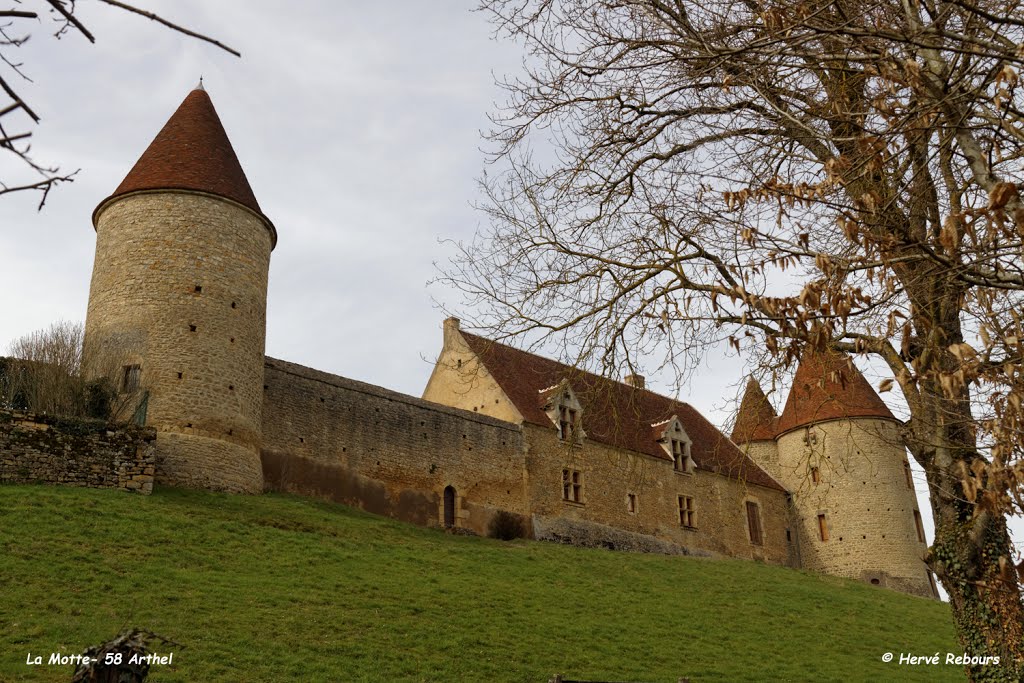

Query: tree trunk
left=930, top=509, right=1024, bottom=681
left=917, top=385, right=1024, bottom=681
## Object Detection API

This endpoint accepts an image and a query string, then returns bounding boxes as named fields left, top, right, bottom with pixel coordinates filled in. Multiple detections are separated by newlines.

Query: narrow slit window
left=913, top=510, right=926, bottom=543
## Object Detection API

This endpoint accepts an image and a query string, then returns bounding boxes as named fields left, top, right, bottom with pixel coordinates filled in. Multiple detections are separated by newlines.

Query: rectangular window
left=746, top=501, right=763, bottom=545
left=626, top=493, right=637, bottom=514
left=562, top=468, right=582, bottom=503
left=122, top=364, right=141, bottom=392
left=817, top=513, right=829, bottom=542
left=678, top=496, right=695, bottom=528
left=913, top=510, right=926, bottom=543
left=811, top=466, right=820, bottom=484
left=904, top=461, right=914, bottom=489
left=559, top=406, right=577, bottom=441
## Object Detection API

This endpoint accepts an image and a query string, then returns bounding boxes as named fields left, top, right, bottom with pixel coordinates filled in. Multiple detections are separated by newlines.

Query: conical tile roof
left=776, top=350, right=895, bottom=434
left=731, top=378, right=779, bottom=442
left=93, top=86, right=275, bottom=245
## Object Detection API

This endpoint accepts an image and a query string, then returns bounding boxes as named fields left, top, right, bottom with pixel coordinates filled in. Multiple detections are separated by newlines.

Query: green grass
left=0, top=485, right=961, bottom=682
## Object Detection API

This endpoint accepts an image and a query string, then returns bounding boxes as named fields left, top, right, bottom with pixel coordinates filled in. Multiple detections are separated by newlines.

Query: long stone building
left=80, top=85, right=938, bottom=599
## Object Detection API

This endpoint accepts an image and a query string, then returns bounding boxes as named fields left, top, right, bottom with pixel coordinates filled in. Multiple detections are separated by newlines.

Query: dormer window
left=654, top=416, right=695, bottom=473
left=540, top=381, right=585, bottom=444
left=671, top=438, right=690, bottom=473
left=558, top=404, right=577, bottom=441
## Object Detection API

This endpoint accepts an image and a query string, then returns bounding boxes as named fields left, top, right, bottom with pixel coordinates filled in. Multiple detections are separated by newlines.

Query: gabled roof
left=731, top=378, right=779, bottom=443
left=461, top=332, right=785, bottom=492
left=94, top=87, right=276, bottom=245
left=776, top=350, right=896, bottom=434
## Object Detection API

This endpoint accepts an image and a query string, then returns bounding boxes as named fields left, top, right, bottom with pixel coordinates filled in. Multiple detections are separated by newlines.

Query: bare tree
left=445, top=0, right=1024, bottom=677
left=5, top=319, right=82, bottom=415
left=4, top=320, right=144, bottom=421
left=1, top=1, right=238, bottom=208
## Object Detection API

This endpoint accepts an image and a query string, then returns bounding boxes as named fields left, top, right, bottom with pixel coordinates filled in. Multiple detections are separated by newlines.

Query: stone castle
left=80, top=85, right=938, bottom=599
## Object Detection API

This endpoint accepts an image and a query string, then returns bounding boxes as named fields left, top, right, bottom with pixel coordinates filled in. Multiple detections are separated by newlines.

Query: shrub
left=84, top=378, right=115, bottom=421
left=487, top=510, right=526, bottom=541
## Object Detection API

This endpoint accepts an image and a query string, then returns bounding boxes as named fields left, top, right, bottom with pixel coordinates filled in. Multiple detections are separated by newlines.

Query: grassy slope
left=0, top=485, right=961, bottom=682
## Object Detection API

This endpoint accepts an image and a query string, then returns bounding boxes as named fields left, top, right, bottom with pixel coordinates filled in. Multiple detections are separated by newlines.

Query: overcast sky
left=0, top=1, right=1019, bottom=559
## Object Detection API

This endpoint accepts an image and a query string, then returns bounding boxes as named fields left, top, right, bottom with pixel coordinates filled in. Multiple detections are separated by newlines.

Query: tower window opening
left=904, top=460, right=914, bottom=489
left=811, top=466, right=820, bottom=484
left=231, top=301, right=237, bottom=309
left=194, top=285, right=202, bottom=293
left=627, top=493, right=637, bottom=514
left=817, top=514, right=830, bottom=542
left=913, top=510, right=926, bottom=543
left=122, top=365, right=141, bottom=392
left=189, top=324, right=197, bottom=332
left=177, top=372, right=183, bottom=380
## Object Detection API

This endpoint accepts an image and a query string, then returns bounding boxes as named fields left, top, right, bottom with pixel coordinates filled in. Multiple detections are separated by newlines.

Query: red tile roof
left=776, top=350, right=896, bottom=434
left=461, top=332, right=785, bottom=492
left=94, top=87, right=276, bottom=246
left=731, top=378, right=780, bottom=443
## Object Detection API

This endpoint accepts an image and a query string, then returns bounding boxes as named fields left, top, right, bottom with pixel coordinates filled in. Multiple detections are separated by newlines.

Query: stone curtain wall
left=261, top=358, right=527, bottom=534
left=0, top=411, right=156, bottom=493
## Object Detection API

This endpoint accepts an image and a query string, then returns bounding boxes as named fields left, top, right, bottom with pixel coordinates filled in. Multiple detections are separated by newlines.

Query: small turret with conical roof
left=732, top=377, right=779, bottom=443
left=731, top=377, right=783, bottom=481
left=84, top=84, right=274, bottom=493
left=741, top=349, right=936, bottom=597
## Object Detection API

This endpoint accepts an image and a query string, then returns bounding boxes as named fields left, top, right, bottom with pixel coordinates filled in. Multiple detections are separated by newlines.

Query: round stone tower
left=84, top=84, right=276, bottom=493
left=734, top=354, right=936, bottom=598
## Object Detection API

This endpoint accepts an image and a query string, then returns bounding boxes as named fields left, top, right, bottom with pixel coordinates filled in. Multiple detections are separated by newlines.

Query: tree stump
left=71, top=628, right=178, bottom=683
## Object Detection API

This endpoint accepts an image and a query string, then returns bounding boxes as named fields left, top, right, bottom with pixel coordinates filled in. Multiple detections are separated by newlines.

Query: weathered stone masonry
left=0, top=410, right=156, bottom=494
left=261, top=357, right=527, bottom=535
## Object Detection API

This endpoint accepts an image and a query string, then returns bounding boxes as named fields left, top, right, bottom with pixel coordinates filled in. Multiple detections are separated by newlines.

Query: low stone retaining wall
left=0, top=410, right=157, bottom=494
left=533, top=515, right=712, bottom=557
